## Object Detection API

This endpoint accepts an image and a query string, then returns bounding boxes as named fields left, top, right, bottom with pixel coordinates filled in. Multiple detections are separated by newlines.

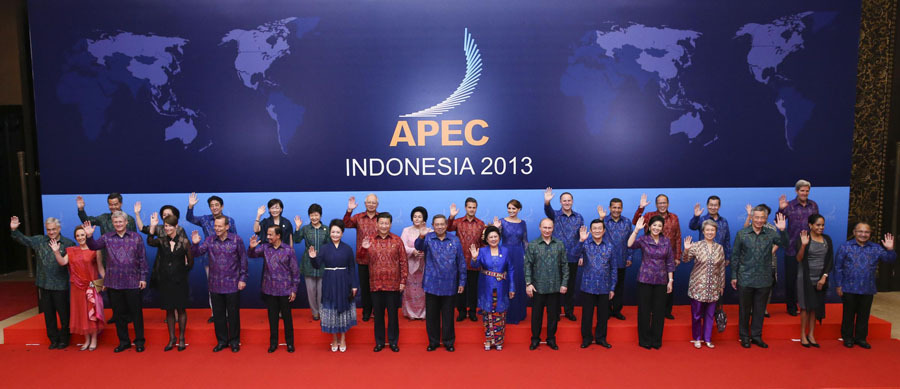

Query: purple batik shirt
left=190, top=233, right=248, bottom=294
left=630, top=235, right=676, bottom=285
left=248, top=243, right=301, bottom=296
left=86, top=231, right=147, bottom=289
left=776, top=198, right=818, bottom=256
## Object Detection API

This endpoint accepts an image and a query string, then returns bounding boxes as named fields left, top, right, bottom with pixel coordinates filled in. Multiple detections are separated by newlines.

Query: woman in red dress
left=51, top=225, right=105, bottom=351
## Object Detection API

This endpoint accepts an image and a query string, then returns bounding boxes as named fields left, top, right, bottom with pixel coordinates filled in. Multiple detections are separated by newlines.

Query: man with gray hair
left=85, top=211, right=148, bottom=353
left=776, top=179, right=818, bottom=316
left=732, top=206, right=788, bottom=348
left=10, top=216, right=75, bottom=349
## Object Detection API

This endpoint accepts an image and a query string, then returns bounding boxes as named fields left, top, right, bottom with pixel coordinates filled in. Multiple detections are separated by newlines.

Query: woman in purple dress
left=493, top=199, right=528, bottom=324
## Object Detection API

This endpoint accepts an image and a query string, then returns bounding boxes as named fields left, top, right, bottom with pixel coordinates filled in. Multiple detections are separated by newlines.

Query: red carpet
left=2, top=303, right=891, bottom=346
left=0, top=282, right=36, bottom=321
left=0, top=337, right=899, bottom=388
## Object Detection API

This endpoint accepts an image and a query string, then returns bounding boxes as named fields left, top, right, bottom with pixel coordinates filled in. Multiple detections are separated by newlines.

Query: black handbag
left=715, top=306, right=727, bottom=333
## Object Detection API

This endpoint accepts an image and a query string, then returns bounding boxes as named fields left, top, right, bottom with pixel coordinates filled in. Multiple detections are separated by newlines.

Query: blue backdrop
left=27, top=0, right=859, bottom=307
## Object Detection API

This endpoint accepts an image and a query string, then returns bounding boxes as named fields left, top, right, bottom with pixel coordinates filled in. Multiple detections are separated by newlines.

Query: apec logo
left=390, top=28, right=489, bottom=147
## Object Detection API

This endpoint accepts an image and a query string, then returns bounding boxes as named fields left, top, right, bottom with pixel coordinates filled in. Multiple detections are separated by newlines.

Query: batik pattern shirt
left=683, top=242, right=726, bottom=302
left=544, top=204, right=585, bottom=263
left=343, top=211, right=378, bottom=264
left=630, top=235, right=676, bottom=285
left=185, top=208, right=237, bottom=237
left=86, top=231, right=147, bottom=289
left=362, top=233, right=408, bottom=291
left=249, top=243, right=301, bottom=296
left=732, top=226, right=788, bottom=288
left=11, top=231, right=74, bottom=290
left=415, top=232, right=467, bottom=296
left=524, top=237, right=569, bottom=294
left=190, top=233, right=249, bottom=294
left=576, top=239, right=616, bottom=294
left=688, top=214, right=732, bottom=260
left=833, top=240, right=897, bottom=295
left=448, top=216, right=486, bottom=269
left=603, top=216, right=635, bottom=269
left=633, top=208, right=682, bottom=261
left=77, top=209, right=136, bottom=234
left=776, top=198, right=819, bottom=256
left=293, top=224, right=328, bottom=278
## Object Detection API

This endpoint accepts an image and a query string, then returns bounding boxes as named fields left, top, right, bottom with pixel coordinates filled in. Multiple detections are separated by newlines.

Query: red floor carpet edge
left=1, top=338, right=899, bottom=388
left=0, top=282, right=36, bottom=321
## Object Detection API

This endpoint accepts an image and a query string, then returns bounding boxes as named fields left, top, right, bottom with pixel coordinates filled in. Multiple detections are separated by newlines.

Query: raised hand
left=683, top=236, right=693, bottom=252
left=775, top=213, right=787, bottom=231
left=256, top=205, right=266, bottom=219
left=361, top=237, right=371, bottom=249
left=294, top=215, right=302, bottom=229
left=150, top=212, right=159, bottom=227
left=188, top=192, right=199, bottom=208
left=639, top=193, right=649, bottom=208
left=635, top=216, right=646, bottom=231
left=469, top=244, right=478, bottom=259
left=779, top=194, right=788, bottom=210
left=799, top=230, right=809, bottom=246
left=9, top=216, right=20, bottom=231
left=883, top=233, right=894, bottom=251
left=49, top=239, right=60, bottom=251
left=191, top=230, right=201, bottom=244
left=694, top=203, right=703, bottom=217
left=493, top=216, right=501, bottom=228
left=579, top=225, right=589, bottom=242
left=134, top=201, right=142, bottom=215
left=76, top=195, right=85, bottom=210
left=83, top=221, right=95, bottom=237
left=449, top=203, right=459, bottom=218
left=597, top=205, right=606, bottom=219
left=308, top=246, right=317, bottom=258
left=347, top=196, right=358, bottom=211
left=543, top=187, right=553, bottom=203
left=745, top=203, right=752, bottom=216
left=249, top=235, right=260, bottom=249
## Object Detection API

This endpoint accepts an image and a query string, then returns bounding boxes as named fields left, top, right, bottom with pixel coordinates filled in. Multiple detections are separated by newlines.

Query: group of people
left=9, top=179, right=896, bottom=353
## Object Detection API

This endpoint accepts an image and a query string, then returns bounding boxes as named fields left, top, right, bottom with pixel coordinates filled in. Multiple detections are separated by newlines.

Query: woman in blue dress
left=309, top=219, right=359, bottom=352
left=469, top=225, right=515, bottom=351
left=492, top=199, right=528, bottom=324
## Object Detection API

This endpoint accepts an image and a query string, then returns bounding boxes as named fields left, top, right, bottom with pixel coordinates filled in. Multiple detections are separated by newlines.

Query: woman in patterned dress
left=400, top=206, right=429, bottom=319
left=469, top=226, right=514, bottom=350
left=682, top=219, right=726, bottom=349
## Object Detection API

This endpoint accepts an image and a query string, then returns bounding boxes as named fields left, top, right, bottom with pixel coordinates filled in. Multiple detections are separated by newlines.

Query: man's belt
left=481, top=270, right=506, bottom=281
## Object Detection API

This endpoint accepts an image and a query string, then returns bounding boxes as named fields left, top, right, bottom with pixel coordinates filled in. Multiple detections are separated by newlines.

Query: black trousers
left=211, top=291, right=241, bottom=346
left=581, top=292, right=609, bottom=342
left=609, top=268, right=626, bottom=315
left=563, top=262, right=579, bottom=315
left=372, top=291, right=401, bottom=346
left=637, top=282, right=666, bottom=347
left=38, top=288, right=69, bottom=345
left=738, top=285, right=770, bottom=340
left=457, top=270, right=479, bottom=315
left=358, top=264, right=372, bottom=316
left=531, top=292, right=560, bottom=343
left=263, top=294, right=294, bottom=346
left=107, top=288, right=145, bottom=347
left=425, top=293, right=456, bottom=347
left=841, top=293, right=874, bottom=343
left=784, top=255, right=798, bottom=311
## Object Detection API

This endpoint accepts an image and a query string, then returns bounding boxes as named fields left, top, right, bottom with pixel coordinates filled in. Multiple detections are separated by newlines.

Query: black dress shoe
left=114, top=344, right=131, bottom=353
left=740, top=339, right=751, bottom=348
left=856, top=341, right=872, bottom=349
left=373, top=344, right=384, bottom=352
left=230, top=344, right=240, bottom=353
left=529, top=342, right=539, bottom=350
left=456, top=312, right=466, bottom=322
left=787, top=309, right=798, bottom=317
left=565, top=313, right=578, bottom=321
left=48, top=342, right=58, bottom=350
left=597, top=340, right=612, bottom=349
left=108, top=317, right=117, bottom=324
left=546, top=341, right=559, bottom=350
left=764, top=312, right=771, bottom=318
left=135, top=345, right=145, bottom=353
left=445, top=345, right=455, bottom=352
left=468, top=313, right=478, bottom=322
left=580, top=341, right=591, bottom=348
left=389, top=344, right=399, bottom=352
left=800, top=341, right=810, bottom=348
left=651, top=344, right=661, bottom=349
left=362, top=312, right=372, bottom=322
left=213, top=344, right=227, bottom=352
left=207, top=316, right=214, bottom=324
left=665, top=314, right=675, bottom=320
left=287, top=345, right=295, bottom=353
left=612, top=313, right=626, bottom=320
left=58, top=342, right=69, bottom=349
left=268, top=345, right=278, bottom=353
left=639, top=343, right=651, bottom=350
left=750, top=338, right=768, bottom=348
left=843, top=341, right=854, bottom=348
left=426, top=344, right=438, bottom=351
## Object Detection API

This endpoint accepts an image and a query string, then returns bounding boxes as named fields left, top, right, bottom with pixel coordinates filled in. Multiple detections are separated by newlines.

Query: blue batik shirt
left=603, top=215, right=635, bottom=269
left=833, top=239, right=897, bottom=295
left=544, top=203, right=584, bottom=263
left=415, top=232, right=467, bottom=296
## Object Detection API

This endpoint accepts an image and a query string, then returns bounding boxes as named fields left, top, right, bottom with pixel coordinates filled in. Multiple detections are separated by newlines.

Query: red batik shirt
left=448, top=216, right=486, bottom=270
left=361, top=233, right=408, bottom=291
left=633, top=208, right=683, bottom=261
left=343, top=211, right=379, bottom=264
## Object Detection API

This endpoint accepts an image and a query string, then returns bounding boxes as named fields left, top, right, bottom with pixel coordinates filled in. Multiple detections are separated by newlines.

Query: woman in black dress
left=148, top=214, right=194, bottom=351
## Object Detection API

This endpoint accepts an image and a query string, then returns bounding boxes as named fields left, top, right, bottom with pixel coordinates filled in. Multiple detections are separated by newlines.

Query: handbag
left=715, top=306, right=727, bottom=333
left=90, top=278, right=104, bottom=288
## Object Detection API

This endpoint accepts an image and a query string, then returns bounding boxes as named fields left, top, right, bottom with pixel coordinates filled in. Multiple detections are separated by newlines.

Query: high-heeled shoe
left=331, top=343, right=338, bottom=352
left=80, top=343, right=89, bottom=351
left=177, top=338, right=186, bottom=352
left=800, top=339, right=811, bottom=348
left=164, top=339, right=176, bottom=352
left=88, top=342, right=97, bottom=352
left=339, top=343, right=347, bottom=353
